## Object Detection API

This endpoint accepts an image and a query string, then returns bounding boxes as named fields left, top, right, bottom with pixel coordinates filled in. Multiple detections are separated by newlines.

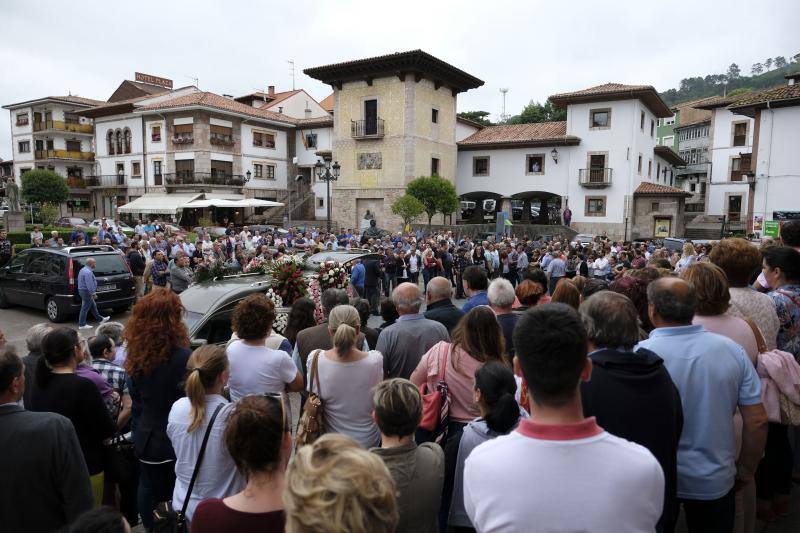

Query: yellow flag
left=405, top=223, right=411, bottom=233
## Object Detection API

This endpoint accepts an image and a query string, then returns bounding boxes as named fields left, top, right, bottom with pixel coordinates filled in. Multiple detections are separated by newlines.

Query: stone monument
left=360, top=218, right=389, bottom=245
left=2, top=177, right=25, bottom=232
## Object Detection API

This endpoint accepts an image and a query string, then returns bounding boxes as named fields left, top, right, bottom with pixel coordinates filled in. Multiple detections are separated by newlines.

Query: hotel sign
left=134, top=72, right=173, bottom=89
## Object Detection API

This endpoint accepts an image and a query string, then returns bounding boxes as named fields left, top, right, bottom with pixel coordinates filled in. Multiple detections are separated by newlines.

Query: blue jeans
left=78, top=289, right=102, bottom=326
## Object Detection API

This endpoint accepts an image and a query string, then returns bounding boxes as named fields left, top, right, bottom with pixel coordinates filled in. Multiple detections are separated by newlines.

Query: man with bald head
left=637, top=277, right=768, bottom=533
left=376, top=282, right=449, bottom=378
left=424, top=276, right=464, bottom=333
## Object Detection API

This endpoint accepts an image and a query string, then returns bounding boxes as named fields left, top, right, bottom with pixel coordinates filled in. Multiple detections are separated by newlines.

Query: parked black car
left=0, top=245, right=136, bottom=322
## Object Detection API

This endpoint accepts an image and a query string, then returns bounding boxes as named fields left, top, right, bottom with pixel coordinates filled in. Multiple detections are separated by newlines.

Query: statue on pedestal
left=4, top=177, right=21, bottom=212
left=360, top=218, right=389, bottom=245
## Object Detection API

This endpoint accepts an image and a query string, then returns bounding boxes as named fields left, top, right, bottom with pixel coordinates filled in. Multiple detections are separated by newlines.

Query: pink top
left=692, top=314, right=759, bottom=364
left=411, top=341, right=484, bottom=423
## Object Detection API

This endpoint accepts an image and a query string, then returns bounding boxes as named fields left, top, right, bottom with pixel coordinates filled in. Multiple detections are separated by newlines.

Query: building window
left=18, top=141, right=30, bottom=153
left=151, top=125, right=161, bottom=142
left=253, top=131, right=276, bottom=148
left=132, top=162, right=141, bottom=177
left=115, top=129, right=123, bottom=153
left=210, top=125, right=233, bottom=145
left=690, top=183, right=697, bottom=192
left=431, top=157, right=440, bottom=176
left=173, top=124, right=193, bottom=144
left=265, top=164, right=276, bottom=180
left=153, top=160, right=162, bottom=176
left=35, top=140, right=44, bottom=151
left=730, top=156, right=745, bottom=181
left=66, top=140, right=81, bottom=152
left=656, top=162, right=661, bottom=181
left=640, top=111, right=645, bottom=130
left=590, top=108, right=611, bottom=129
left=648, top=159, right=652, bottom=178
left=732, top=122, right=748, bottom=147
left=661, top=135, right=674, bottom=146
left=650, top=119, right=655, bottom=137
left=107, top=130, right=115, bottom=155
left=585, top=196, right=606, bottom=217
left=651, top=202, right=660, bottom=212
left=15, top=113, right=29, bottom=126
left=20, top=168, right=31, bottom=176
left=46, top=139, right=54, bottom=150
left=473, top=156, right=489, bottom=176
left=253, top=164, right=263, bottom=178
left=305, top=133, right=317, bottom=149
left=432, top=108, right=439, bottom=123
left=637, top=154, right=642, bottom=174
left=317, top=198, right=324, bottom=208
left=526, top=154, right=545, bottom=174
left=64, top=112, right=79, bottom=125
left=124, top=128, right=132, bottom=154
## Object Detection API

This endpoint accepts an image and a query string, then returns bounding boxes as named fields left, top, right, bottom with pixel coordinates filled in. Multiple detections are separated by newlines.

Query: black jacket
left=127, top=249, right=146, bottom=276
left=581, top=348, right=683, bottom=530
left=424, top=299, right=465, bottom=333
left=129, top=347, right=191, bottom=462
left=364, top=258, right=382, bottom=288
left=0, top=406, right=94, bottom=533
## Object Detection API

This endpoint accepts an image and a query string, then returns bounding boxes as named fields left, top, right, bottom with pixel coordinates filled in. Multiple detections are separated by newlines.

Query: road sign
left=764, top=220, right=780, bottom=238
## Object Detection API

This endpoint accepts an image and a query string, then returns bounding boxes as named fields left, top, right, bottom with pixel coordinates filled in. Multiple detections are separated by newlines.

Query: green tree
left=751, top=62, right=763, bottom=75
left=764, top=58, right=773, bottom=71
left=506, top=98, right=566, bottom=124
left=406, top=175, right=459, bottom=228
left=774, top=56, right=787, bottom=69
left=391, top=194, right=425, bottom=228
left=727, top=87, right=753, bottom=97
left=21, top=169, right=69, bottom=206
left=38, top=204, right=60, bottom=226
left=457, top=111, right=493, bottom=126
left=727, top=63, right=741, bottom=79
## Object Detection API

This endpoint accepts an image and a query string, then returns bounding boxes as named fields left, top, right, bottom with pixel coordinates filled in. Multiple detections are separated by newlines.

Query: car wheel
left=46, top=297, right=67, bottom=323
left=0, top=289, right=11, bottom=309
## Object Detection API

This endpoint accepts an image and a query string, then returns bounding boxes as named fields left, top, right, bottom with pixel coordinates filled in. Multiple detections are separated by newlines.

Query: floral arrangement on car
left=272, top=312, right=289, bottom=335
left=243, top=256, right=270, bottom=274
left=267, top=259, right=308, bottom=306
left=308, top=261, right=350, bottom=323
left=193, top=259, right=237, bottom=283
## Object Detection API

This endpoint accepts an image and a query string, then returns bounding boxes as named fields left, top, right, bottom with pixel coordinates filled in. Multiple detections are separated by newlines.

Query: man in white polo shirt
left=463, top=303, right=664, bottom=533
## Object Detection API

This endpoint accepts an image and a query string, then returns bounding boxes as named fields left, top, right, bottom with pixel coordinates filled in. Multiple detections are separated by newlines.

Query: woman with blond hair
left=674, top=242, right=697, bottom=273
left=305, top=304, right=384, bottom=448
left=124, top=288, right=192, bottom=531
left=167, top=345, right=243, bottom=523
left=284, top=434, right=398, bottom=533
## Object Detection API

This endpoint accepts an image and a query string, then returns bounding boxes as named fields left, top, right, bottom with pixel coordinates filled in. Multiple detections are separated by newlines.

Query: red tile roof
left=726, top=83, right=800, bottom=115
left=296, top=116, right=334, bottom=128
left=634, top=182, right=690, bottom=196
left=458, top=121, right=579, bottom=149
left=3, top=95, right=105, bottom=110
left=549, top=83, right=673, bottom=118
left=319, top=93, right=334, bottom=112
left=135, top=92, right=296, bottom=125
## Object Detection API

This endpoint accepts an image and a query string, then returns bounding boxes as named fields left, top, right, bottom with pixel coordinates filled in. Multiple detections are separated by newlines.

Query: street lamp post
left=314, top=158, right=341, bottom=233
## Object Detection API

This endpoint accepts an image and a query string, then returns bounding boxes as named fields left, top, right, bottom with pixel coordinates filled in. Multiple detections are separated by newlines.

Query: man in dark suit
left=363, top=254, right=383, bottom=316
left=424, top=276, right=464, bottom=333
left=0, top=346, right=93, bottom=533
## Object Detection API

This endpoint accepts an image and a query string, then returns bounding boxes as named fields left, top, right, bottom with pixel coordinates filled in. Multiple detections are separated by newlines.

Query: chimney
left=278, top=106, right=283, bottom=114
left=268, top=85, right=275, bottom=97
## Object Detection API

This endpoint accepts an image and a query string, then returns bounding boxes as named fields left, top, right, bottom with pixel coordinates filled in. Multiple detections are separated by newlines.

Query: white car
left=88, top=219, right=134, bottom=232
left=571, top=234, right=596, bottom=247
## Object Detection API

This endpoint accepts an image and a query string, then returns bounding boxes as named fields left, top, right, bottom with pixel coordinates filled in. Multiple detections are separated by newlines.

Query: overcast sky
left=1, top=0, right=798, bottom=160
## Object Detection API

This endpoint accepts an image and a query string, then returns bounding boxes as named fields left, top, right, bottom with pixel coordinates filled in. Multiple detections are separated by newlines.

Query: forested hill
left=659, top=59, right=798, bottom=107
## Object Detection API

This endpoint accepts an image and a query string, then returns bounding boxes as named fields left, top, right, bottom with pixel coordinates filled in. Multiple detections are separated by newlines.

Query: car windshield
left=73, top=255, right=129, bottom=275
left=184, top=310, right=205, bottom=330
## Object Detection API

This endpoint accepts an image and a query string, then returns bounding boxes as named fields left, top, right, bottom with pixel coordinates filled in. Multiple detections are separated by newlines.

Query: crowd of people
left=0, top=217, right=799, bottom=533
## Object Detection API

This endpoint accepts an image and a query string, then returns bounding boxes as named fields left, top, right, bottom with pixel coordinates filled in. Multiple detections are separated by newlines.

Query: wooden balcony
left=34, top=149, right=95, bottom=161
left=578, top=168, right=613, bottom=188
left=351, top=119, right=384, bottom=139
left=33, top=120, right=94, bottom=135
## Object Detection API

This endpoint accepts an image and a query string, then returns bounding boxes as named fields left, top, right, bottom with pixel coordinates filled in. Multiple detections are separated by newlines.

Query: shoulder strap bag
left=418, top=343, right=452, bottom=445
left=296, top=349, right=326, bottom=449
left=153, top=402, right=225, bottom=533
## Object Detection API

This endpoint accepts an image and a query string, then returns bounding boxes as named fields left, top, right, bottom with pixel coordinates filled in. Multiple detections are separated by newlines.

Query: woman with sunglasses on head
left=167, top=345, right=244, bottom=524
left=29, top=327, right=116, bottom=507
left=191, top=394, right=291, bottom=533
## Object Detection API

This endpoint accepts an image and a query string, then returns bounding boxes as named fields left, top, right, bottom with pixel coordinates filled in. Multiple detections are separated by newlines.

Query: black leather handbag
left=153, top=403, right=224, bottom=533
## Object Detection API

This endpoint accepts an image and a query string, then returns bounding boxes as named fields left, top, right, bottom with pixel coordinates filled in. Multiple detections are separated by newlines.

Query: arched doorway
left=459, top=191, right=503, bottom=223
left=510, top=191, right=563, bottom=225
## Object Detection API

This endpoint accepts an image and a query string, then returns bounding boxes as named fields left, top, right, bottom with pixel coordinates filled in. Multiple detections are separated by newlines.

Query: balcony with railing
left=86, top=174, right=127, bottom=187
left=164, top=171, right=249, bottom=189
left=351, top=118, right=384, bottom=139
left=34, top=149, right=95, bottom=161
left=578, top=168, right=613, bottom=188
left=33, top=120, right=94, bottom=135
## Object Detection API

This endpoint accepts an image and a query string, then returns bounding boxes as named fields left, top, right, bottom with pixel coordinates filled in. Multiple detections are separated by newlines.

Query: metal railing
left=34, top=149, right=95, bottom=161
left=578, top=168, right=613, bottom=187
left=86, top=174, right=127, bottom=187
left=351, top=118, right=384, bottom=138
left=33, top=120, right=94, bottom=134
left=163, top=172, right=249, bottom=187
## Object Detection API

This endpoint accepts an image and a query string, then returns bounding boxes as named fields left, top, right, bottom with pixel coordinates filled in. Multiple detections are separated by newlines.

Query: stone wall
left=630, top=195, right=686, bottom=239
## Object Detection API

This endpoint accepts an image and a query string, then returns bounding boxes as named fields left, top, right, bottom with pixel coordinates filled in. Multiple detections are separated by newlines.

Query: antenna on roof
left=185, top=75, right=199, bottom=88
left=499, top=88, right=509, bottom=122
left=288, top=60, right=295, bottom=91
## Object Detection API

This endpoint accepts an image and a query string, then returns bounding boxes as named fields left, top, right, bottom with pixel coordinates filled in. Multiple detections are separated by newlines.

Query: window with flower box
left=253, top=131, right=276, bottom=148
left=151, top=125, right=162, bottom=142
left=16, top=113, right=28, bottom=126
left=210, top=125, right=234, bottom=146
left=173, top=124, right=194, bottom=144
